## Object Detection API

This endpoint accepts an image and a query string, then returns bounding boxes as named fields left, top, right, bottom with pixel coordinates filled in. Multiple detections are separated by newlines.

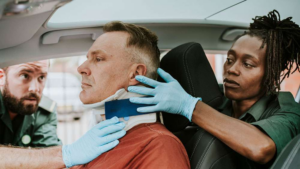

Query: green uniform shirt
left=0, top=92, right=62, bottom=147
left=220, top=91, right=300, bottom=169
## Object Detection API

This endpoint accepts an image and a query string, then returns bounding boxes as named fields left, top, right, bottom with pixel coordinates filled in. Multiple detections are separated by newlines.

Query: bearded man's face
left=2, top=82, right=41, bottom=115
left=0, top=60, right=49, bottom=115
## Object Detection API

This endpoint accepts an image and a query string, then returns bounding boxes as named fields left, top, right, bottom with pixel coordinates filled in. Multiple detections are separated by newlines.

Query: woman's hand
left=128, top=68, right=200, bottom=121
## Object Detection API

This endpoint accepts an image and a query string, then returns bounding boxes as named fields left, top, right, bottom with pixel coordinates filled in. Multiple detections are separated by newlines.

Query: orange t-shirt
left=72, top=122, right=190, bottom=169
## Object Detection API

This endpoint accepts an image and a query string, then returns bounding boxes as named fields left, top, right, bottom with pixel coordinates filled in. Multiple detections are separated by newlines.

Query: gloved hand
left=128, top=68, right=201, bottom=121
left=62, top=117, right=126, bottom=168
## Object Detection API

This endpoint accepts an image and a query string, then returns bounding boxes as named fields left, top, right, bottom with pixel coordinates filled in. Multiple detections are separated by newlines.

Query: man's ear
left=128, top=64, right=147, bottom=86
left=0, top=69, right=6, bottom=87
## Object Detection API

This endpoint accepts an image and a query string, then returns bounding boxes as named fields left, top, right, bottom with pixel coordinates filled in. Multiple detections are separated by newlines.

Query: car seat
left=271, top=134, right=300, bottom=169
left=158, top=42, right=237, bottom=169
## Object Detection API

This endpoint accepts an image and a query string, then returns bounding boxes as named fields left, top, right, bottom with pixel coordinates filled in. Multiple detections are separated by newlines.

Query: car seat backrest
left=159, top=42, right=238, bottom=169
left=271, top=134, right=300, bottom=169
left=186, top=128, right=238, bottom=169
left=158, top=42, right=223, bottom=132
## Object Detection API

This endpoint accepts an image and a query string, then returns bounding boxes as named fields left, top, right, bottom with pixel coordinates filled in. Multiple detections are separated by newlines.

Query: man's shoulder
left=34, top=96, right=58, bottom=125
left=126, top=122, right=181, bottom=143
left=136, top=122, right=176, bottom=137
left=137, top=123, right=183, bottom=145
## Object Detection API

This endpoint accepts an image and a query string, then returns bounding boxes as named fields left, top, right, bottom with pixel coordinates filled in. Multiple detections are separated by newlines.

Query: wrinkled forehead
left=89, top=32, right=130, bottom=56
left=9, top=60, right=49, bottom=73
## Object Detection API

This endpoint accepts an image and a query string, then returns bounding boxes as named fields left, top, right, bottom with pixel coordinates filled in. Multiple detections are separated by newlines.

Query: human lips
left=223, top=78, right=240, bottom=88
left=24, top=99, right=37, bottom=103
left=23, top=95, right=39, bottom=104
left=81, top=82, right=92, bottom=88
left=27, top=97, right=37, bottom=100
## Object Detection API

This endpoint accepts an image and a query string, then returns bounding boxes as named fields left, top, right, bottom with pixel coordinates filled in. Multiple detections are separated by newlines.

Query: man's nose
left=29, top=79, right=40, bottom=93
left=77, top=61, right=91, bottom=76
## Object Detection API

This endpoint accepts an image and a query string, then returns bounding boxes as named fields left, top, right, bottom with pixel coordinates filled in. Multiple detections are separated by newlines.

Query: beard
left=2, top=83, right=41, bottom=116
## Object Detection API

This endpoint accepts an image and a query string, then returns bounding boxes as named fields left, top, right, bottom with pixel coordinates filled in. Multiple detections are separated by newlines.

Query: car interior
left=0, top=0, right=299, bottom=168
left=158, top=42, right=237, bottom=169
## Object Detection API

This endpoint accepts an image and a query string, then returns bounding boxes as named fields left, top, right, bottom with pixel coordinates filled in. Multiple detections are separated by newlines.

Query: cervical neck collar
left=83, top=88, right=157, bottom=131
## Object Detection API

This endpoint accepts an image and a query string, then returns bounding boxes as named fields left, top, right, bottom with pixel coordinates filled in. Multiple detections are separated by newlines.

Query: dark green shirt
left=0, top=92, right=62, bottom=147
left=220, top=92, right=300, bottom=169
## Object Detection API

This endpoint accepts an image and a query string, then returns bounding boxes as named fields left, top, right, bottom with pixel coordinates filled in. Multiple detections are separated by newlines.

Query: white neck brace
left=84, top=88, right=157, bottom=131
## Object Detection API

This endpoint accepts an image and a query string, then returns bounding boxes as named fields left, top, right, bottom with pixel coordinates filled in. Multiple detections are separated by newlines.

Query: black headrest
left=158, top=42, right=223, bottom=132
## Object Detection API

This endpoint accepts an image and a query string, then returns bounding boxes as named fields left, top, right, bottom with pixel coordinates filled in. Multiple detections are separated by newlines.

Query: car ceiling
left=0, top=0, right=299, bottom=68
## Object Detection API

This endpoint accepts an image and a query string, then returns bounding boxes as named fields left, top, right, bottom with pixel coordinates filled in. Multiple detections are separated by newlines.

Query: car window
left=45, top=74, right=81, bottom=88
left=43, top=56, right=90, bottom=145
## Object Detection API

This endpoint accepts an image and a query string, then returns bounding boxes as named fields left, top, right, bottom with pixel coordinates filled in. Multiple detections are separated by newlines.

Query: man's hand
left=62, top=117, right=126, bottom=168
left=128, top=68, right=200, bottom=121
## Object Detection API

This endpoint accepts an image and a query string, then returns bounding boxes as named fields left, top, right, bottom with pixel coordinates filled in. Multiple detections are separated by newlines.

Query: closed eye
left=244, top=62, right=253, bottom=68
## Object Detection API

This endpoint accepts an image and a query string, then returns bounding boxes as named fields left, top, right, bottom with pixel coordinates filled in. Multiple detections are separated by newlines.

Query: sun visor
left=42, top=28, right=103, bottom=45
left=221, top=29, right=247, bottom=41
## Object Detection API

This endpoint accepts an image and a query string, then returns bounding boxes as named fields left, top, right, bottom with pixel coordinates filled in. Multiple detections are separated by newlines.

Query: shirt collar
left=243, top=95, right=273, bottom=121
left=0, top=91, right=5, bottom=115
left=220, top=94, right=273, bottom=121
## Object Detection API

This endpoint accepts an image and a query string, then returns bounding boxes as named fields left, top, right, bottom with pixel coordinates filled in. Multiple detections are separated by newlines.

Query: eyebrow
left=244, top=54, right=259, bottom=61
left=227, top=49, right=235, bottom=55
left=87, top=50, right=110, bottom=58
left=20, top=68, right=34, bottom=73
left=19, top=68, right=48, bottom=75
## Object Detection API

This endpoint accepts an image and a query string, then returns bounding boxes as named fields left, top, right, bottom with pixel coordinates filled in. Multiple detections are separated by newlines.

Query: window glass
left=44, top=56, right=90, bottom=145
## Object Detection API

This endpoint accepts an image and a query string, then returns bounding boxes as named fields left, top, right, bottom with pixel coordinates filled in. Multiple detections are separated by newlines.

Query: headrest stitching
left=182, top=43, right=197, bottom=96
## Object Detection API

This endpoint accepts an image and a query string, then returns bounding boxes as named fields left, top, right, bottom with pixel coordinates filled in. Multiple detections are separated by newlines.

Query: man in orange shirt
left=72, top=21, right=190, bottom=169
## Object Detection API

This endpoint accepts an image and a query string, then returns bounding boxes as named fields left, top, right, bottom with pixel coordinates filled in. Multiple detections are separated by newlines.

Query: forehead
left=88, top=32, right=130, bottom=55
left=9, top=60, right=49, bottom=73
left=231, top=35, right=266, bottom=59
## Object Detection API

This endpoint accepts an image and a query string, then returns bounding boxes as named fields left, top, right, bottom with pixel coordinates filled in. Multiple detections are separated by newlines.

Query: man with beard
left=0, top=60, right=126, bottom=169
left=0, top=60, right=62, bottom=147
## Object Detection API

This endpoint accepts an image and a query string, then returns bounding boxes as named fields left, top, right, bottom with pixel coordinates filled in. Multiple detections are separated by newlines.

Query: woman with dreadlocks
left=128, top=10, right=300, bottom=168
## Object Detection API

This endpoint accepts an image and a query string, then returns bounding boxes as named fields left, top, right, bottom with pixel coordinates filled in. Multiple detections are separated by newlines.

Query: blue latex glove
left=62, top=117, right=126, bottom=168
left=128, top=68, right=201, bottom=121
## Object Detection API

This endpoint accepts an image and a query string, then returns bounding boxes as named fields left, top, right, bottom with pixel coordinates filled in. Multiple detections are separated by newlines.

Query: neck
left=8, top=111, right=17, bottom=120
left=232, top=93, right=265, bottom=118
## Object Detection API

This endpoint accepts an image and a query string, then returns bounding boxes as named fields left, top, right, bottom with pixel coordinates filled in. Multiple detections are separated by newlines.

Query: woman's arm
left=128, top=68, right=276, bottom=164
left=192, top=101, right=275, bottom=164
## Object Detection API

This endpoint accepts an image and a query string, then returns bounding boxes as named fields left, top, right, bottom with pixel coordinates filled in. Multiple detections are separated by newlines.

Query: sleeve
left=251, top=111, right=300, bottom=156
left=130, top=135, right=190, bottom=169
left=30, top=112, right=62, bottom=147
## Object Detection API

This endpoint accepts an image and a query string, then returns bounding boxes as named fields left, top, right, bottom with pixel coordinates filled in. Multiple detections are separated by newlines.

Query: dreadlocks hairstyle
left=243, top=10, right=300, bottom=94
